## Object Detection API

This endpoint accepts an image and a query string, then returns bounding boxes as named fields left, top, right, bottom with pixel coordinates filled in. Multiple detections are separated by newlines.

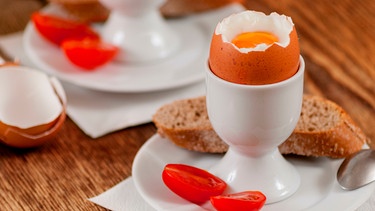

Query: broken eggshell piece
left=0, top=66, right=66, bottom=148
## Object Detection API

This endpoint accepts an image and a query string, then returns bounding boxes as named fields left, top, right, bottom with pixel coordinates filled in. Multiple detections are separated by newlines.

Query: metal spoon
left=337, top=149, right=375, bottom=190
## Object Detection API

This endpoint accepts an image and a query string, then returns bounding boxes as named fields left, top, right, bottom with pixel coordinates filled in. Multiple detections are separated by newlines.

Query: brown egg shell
left=0, top=110, right=66, bottom=148
left=0, top=68, right=67, bottom=148
left=209, top=27, right=300, bottom=85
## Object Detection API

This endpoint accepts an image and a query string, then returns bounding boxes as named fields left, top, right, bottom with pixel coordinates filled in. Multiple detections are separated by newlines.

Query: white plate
left=133, top=134, right=375, bottom=211
left=23, top=4, right=245, bottom=93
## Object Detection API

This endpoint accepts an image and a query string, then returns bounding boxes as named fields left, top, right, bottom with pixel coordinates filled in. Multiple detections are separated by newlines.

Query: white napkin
left=89, top=177, right=155, bottom=211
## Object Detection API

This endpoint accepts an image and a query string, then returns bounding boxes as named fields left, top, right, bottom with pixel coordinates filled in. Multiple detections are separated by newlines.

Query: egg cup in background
left=99, top=0, right=180, bottom=63
left=206, top=56, right=305, bottom=204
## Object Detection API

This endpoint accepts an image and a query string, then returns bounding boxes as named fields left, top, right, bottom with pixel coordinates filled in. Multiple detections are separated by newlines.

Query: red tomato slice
left=162, top=164, right=227, bottom=204
left=210, top=191, right=266, bottom=211
left=61, top=38, right=119, bottom=70
left=31, top=12, right=99, bottom=46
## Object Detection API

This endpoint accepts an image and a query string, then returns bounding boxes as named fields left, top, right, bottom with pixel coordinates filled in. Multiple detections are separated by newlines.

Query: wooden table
left=0, top=0, right=374, bottom=210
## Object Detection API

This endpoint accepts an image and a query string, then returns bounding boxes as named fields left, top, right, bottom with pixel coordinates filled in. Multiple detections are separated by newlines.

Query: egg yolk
left=231, top=32, right=278, bottom=48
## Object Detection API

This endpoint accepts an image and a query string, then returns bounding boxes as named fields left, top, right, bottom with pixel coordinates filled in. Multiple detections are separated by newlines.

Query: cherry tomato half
left=32, top=12, right=99, bottom=46
left=210, top=191, right=266, bottom=211
left=61, top=38, right=119, bottom=70
left=162, top=164, right=227, bottom=204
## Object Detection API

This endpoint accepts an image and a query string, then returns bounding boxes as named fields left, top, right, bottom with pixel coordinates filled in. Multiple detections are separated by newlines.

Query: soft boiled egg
left=0, top=66, right=66, bottom=148
left=209, top=10, right=300, bottom=85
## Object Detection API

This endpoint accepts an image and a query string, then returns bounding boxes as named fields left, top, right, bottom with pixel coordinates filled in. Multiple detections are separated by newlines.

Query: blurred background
left=0, top=0, right=47, bottom=35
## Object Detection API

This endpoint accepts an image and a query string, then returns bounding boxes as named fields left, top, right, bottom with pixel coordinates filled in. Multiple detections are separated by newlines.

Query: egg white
left=215, top=10, right=295, bottom=53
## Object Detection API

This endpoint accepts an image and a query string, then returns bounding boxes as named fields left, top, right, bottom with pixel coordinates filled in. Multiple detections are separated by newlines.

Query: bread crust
left=280, top=96, right=367, bottom=158
left=156, top=127, right=228, bottom=153
left=47, top=0, right=244, bottom=22
left=153, top=96, right=228, bottom=153
left=48, top=0, right=109, bottom=22
left=160, top=0, right=245, bottom=18
left=153, top=95, right=366, bottom=158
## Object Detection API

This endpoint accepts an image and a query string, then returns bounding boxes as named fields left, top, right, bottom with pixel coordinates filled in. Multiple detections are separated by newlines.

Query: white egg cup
left=206, top=56, right=305, bottom=204
left=99, top=0, right=180, bottom=63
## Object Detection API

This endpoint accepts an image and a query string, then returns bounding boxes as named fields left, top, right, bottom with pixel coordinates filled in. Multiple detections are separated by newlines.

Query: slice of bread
left=160, top=0, right=245, bottom=18
left=153, top=95, right=367, bottom=158
left=47, top=0, right=243, bottom=23
left=48, top=0, right=109, bottom=23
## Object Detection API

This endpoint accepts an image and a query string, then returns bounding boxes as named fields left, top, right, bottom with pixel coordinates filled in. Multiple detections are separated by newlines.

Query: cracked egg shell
left=0, top=66, right=66, bottom=148
left=209, top=10, right=300, bottom=85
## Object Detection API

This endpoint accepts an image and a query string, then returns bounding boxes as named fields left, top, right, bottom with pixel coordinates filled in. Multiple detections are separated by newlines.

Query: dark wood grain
left=0, top=0, right=374, bottom=210
left=0, top=118, right=156, bottom=210
left=246, top=0, right=375, bottom=146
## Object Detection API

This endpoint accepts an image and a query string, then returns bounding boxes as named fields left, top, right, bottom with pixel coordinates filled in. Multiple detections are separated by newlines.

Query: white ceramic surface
left=23, top=4, right=245, bottom=93
left=0, top=66, right=64, bottom=127
left=132, top=134, right=375, bottom=211
left=99, top=0, right=180, bottom=63
left=205, top=57, right=304, bottom=203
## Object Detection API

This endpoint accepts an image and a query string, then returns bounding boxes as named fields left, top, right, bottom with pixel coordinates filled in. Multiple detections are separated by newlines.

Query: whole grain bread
left=47, top=0, right=243, bottom=22
left=48, top=0, right=109, bottom=23
left=160, top=0, right=245, bottom=18
left=152, top=95, right=367, bottom=158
